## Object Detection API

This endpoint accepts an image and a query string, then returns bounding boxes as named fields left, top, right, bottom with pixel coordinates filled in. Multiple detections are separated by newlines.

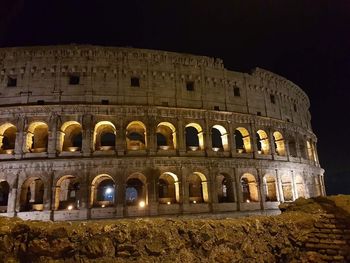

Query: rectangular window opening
left=270, top=94, right=276, bottom=104
left=233, top=87, right=240, bottom=97
left=69, top=75, right=80, bottom=85
left=7, top=76, right=17, bottom=87
left=101, top=99, right=109, bottom=105
left=162, top=101, right=169, bottom=107
left=131, top=77, right=140, bottom=87
left=257, top=111, right=262, bottom=116
left=37, top=100, right=45, bottom=105
left=214, top=106, right=220, bottom=111
left=186, top=81, right=194, bottom=91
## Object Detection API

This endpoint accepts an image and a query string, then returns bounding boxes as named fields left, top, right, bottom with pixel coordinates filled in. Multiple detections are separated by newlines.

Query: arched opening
left=185, top=123, right=204, bottom=151
left=299, top=139, right=307, bottom=159
left=0, top=123, right=17, bottom=154
left=20, top=177, right=44, bottom=211
left=93, top=121, right=116, bottom=151
left=60, top=121, right=82, bottom=152
left=55, top=176, right=80, bottom=210
left=216, top=173, right=235, bottom=203
left=306, top=140, right=313, bottom=161
left=281, top=174, right=294, bottom=201
left=234, top=127, right=252, bottom=153
left=0, top=181, right=10, bottom=212
left=126, top=173, right=147, bottom=206
left=158, top=172, right=179, bottom=204
left=288, top=137, right=297, bottom=157
left=156, top=122, right=177, bottom=150
left=211, top=125, right=229, bottom=152
left=91, top=174, right=115, bottom=208
left=26, top=122, right=48, bottom=153
left=295, top=175, right=306, bottom=198
left=273, top=131, right=286, bottom=156
left=126, top=121, right=146, bottom=150
left=263, top=174, right=277, bottom=201
left=241, top=173, right=259, bottom=202
left=188, top=172, right=208, bottom=203
left=256, top=130, right=270, bottom=155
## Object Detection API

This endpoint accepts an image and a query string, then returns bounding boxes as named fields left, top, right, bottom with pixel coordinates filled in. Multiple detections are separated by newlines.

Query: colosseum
left=0, top=45, right=325, bottom=221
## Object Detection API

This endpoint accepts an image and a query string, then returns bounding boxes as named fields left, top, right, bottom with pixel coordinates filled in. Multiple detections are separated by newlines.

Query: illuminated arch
left=273, top=131, right=286, bottom=156
left=60, top=121, right=82, bottom=152
left=188, top=172, right=209, bottom=203
left=54, top=175, right=80, bottom=210
left=93, top=121, right=116, bottom=151
left=216, top=173, right=235, bottom=203
left=26, top=122, right=48, bottom=153
left=19, top=177, right=44, bottom=211
left=0, top=123, right=16, bottom=154
left=126, top=121, right=147, bottom=150
left=156, top=122, right=177, bottom=150
left=263, top=174, right=277, bottom=201
left=306, top=140, right=313, bottom=161
left=211, top=125, right=229, bottom=151
left=241, top=173, right=259, bottom=202
left=158, top=172, right=179, bottom=204
left=256, top=130, right=270, bottom=155
left=91, top=174, right=115, bottom=207
left=234, top=127, right=252, bottom=153
left=125, top=173, right=147, bottom=206
left=288, top=136, right=297, bottom=157
left=185, top=123, right=204, bottom=151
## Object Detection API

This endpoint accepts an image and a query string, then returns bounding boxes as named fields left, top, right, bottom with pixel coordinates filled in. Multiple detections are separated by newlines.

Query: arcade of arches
left=0, top=121, right=318, bottom=162
left=0, top=168, right=325, bottom=220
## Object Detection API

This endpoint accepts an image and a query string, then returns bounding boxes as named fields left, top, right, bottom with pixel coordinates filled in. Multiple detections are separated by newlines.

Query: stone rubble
left=0, top=195, right=348, bottom=263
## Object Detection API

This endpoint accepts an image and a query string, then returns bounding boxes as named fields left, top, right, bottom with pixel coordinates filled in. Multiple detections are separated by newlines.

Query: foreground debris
left=0, top=196, right=349, bottom=263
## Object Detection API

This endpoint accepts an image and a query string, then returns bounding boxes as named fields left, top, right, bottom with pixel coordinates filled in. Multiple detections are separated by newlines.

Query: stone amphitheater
left=0, top=45, right=325, bottom=221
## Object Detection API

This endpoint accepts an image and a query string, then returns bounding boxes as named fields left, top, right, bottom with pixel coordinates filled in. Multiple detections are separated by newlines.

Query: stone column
left=145, top=168, right=159, bottom=216
left=82, top=114, right=93, bottom=157
left=257, top=169, right=265, bottom=210
left=14, top=117, right=25, bottom=159
left=250, top=123, right=259, bottom=158
left=147, top=119, right=156, bottom=155
left=180, top=166, right=189, bottom=214
left=204, top=116, right=211, bottom=153
left=209, top=169, right=218, bottom=212
left=7, top=175, right=19, bottom=217
left=229, top=123, right=236, bottom=156
left=116, top=177, right=126, bottom=218
left=269, top=130, right=276, bottom=159
left=177, top=119, right=186, bottom=155
left=233, top=168, right=241, bottom=211
left=275, top=169, right=284, bottom=203
left=291, top=171, right=297, bottom=200
left=116, top=122, right=126, bottom=156
left=47, top=114, right=58, bottom=158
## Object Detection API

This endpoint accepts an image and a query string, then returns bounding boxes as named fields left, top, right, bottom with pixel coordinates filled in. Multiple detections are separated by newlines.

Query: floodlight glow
left=105, top=187, right=113, bottom=194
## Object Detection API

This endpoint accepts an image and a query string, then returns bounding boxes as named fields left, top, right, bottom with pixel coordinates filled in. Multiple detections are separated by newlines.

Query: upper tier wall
left=0, top=45, right=311, bottom=131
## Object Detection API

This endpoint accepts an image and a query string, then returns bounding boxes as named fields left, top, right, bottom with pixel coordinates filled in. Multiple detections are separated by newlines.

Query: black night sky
left=1, top=0, right=349, bottom=194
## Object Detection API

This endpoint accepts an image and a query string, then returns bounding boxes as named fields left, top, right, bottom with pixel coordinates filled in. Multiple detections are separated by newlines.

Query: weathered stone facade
left=0, top=45, right=325, bottom=221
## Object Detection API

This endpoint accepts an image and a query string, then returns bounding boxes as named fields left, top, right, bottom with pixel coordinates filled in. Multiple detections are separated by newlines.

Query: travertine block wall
left=0, top=46, right=324, bottom=221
